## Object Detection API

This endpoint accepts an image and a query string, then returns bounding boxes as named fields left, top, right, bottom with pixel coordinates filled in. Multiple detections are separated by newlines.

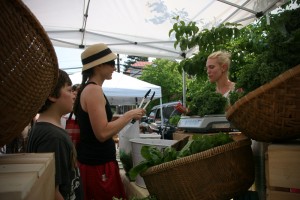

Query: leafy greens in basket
left=129, top=133, right=233, bottom=180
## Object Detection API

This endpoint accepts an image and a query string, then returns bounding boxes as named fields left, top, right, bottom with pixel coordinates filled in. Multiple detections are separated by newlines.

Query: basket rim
left=226, top=64, right=300, bottom=118
left=142, top=138, right=251, bottom=176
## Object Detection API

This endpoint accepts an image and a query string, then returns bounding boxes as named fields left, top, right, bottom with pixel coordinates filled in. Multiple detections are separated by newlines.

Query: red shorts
left=78, top=160, right=126, bottom=200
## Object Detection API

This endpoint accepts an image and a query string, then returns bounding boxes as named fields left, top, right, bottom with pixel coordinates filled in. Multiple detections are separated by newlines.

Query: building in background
left=124, top=61, right=152, bottom=78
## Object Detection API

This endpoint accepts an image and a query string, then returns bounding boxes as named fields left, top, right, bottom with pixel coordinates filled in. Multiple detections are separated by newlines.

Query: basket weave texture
left=141, top=139, right=254, bottom=200
left=226, top=64, right=300, bottom=142
left=0, top=0, right=58, bottom=146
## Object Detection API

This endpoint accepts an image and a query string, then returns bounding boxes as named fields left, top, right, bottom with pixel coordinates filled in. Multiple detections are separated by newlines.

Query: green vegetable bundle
left=129, top=133, right=233, bottom=180
left=187, top=82, right=228, bottom=116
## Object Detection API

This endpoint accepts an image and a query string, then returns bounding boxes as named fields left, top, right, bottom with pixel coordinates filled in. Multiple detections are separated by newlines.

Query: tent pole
left=182, top=69, right=186, bottom=108
left=117, top=54, right=120, bottom=72
left=181, top=53, right=187, bottom=108
left=160, top=97, right=164, bottom=139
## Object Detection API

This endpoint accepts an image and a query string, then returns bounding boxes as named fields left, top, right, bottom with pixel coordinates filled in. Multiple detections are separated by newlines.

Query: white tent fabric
left=23, top=0, right=285, bottom=63
left=70, top=72, right=162, bottom=105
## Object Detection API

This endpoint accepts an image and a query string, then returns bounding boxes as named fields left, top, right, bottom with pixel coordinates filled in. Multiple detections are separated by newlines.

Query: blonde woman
left=206, top=51, right=236, bottom=98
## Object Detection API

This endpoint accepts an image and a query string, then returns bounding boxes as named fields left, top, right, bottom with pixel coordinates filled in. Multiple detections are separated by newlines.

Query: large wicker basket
left=226, top=64, right=300, bottom=142
left=0, top=0, right=58, bottom=146
left=141, top=139, right=254, bottom=200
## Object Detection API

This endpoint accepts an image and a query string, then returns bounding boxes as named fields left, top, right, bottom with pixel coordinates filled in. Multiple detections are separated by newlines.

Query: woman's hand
left=125, top=108, right=146, bottom=120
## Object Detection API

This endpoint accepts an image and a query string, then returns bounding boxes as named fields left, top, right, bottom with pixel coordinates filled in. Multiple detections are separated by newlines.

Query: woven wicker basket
left=226, top=64, right=300, bottom=142
left=0, top=0, right=58, bottom=146
left=141, top=139, right=254, bottom=200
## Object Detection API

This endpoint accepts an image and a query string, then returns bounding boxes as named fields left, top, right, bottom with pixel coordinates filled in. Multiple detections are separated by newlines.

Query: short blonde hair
left=207, top=51, right=231, bottom=68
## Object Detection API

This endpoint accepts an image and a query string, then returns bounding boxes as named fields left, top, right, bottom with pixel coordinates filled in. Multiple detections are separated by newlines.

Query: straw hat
left=0, top=0, right=58, bottom=146
left=81, top=43, right=117, bottom=71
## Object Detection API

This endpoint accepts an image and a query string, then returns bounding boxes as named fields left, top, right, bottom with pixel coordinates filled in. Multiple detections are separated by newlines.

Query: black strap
left=68, top=112, right=74, bottom=120
left=86, top=81, right=97, bottom=86
left=81, top=48, right=112, bottom=65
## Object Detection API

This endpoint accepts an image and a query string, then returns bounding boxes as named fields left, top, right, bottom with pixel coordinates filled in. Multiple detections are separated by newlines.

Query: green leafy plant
left=129, top=133, right=233, bottom=180
left=187, top=82, right=228, bottom=116
left=169, top=1, right=300, bottom=105
left=235, top=7, right=300, bottom=89
left=177, top=133, right=233, bottom=158
left=119, top=150, right=134, bottom=180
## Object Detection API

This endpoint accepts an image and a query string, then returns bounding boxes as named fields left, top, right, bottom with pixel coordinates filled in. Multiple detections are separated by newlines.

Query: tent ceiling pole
left=127, top=42, right=180, bottom=56
left=50, top=38, right=80, bottom=47
left=80, top=0, right=91, bottom=48
left=233, top=15, right=256, bottom=24
left=217, top=0, right=257, bottom=14
left=48, top=31, right=181, bottom=58
left=191, top=0, right=215, bottom=21
left=81, top=31, right=180, bottom=55
left=47, top=30, right=85, bottom=34
left=220, top=0, right=251, bottom=24
left=263, top=0, right=285, bottom=14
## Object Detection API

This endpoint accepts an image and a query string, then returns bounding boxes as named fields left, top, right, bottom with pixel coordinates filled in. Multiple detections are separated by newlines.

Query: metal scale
left=177, top=114, right=238, bottom=133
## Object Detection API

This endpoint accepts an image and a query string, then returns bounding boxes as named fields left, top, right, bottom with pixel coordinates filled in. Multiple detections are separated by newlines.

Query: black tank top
left=76, top=82, right=116, bottom=165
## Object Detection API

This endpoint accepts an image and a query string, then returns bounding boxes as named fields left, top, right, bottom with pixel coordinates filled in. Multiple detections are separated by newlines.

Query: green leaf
left=140, top=145, right=163, bottom=165
left=148, top=146, right=164, bottom=165
left=128, top=160, right=151, bottom=180
left=140, top=146, right=152, bottom=160
left=177, top=140, right=193, bottom=158
left=163, top=146, right=178, bottom=162
left=168, top=29, right=174, bottom=37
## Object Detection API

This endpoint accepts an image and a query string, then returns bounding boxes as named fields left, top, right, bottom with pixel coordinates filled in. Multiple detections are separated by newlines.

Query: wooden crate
left=0, top=153, right=55, bottom=200
left=266, top=142, right=300, bottom=188
left=265, top=142, right=300, bottom=200
left=267, top=190, right=300, bottom=200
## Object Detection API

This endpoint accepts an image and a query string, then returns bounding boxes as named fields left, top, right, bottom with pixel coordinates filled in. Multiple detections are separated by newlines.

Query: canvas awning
left=23, top=0, right=287, bottom=66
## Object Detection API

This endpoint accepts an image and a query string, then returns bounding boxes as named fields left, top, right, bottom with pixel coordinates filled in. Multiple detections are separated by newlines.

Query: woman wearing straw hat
left=73, top=43, right=145, bottom=200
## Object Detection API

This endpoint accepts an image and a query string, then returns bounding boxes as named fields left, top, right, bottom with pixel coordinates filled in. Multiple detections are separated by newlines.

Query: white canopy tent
left=70, top=72, right=162, bottom=106
left=20, top=0, right=288, bottom=130
left=22, top=0, right=287, bottom=67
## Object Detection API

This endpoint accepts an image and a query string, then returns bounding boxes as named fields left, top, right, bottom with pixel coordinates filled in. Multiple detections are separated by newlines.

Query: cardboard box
left=0, top=153, right=55, bottom=200
left=266, top=142, right=300, bottom=189
left=172, top=131, right=192, bottom=140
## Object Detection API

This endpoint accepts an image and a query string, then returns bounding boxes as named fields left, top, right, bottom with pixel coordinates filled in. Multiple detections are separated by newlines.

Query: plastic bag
left=119, top=121, right=140, bottom=154
left=118, top=121, right=140, bottom=174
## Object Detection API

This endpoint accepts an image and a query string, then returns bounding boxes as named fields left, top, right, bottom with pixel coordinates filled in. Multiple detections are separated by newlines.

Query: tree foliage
left=169, top=0, right=300, bottom=105
left=138, top=59, right=182, bottom=109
